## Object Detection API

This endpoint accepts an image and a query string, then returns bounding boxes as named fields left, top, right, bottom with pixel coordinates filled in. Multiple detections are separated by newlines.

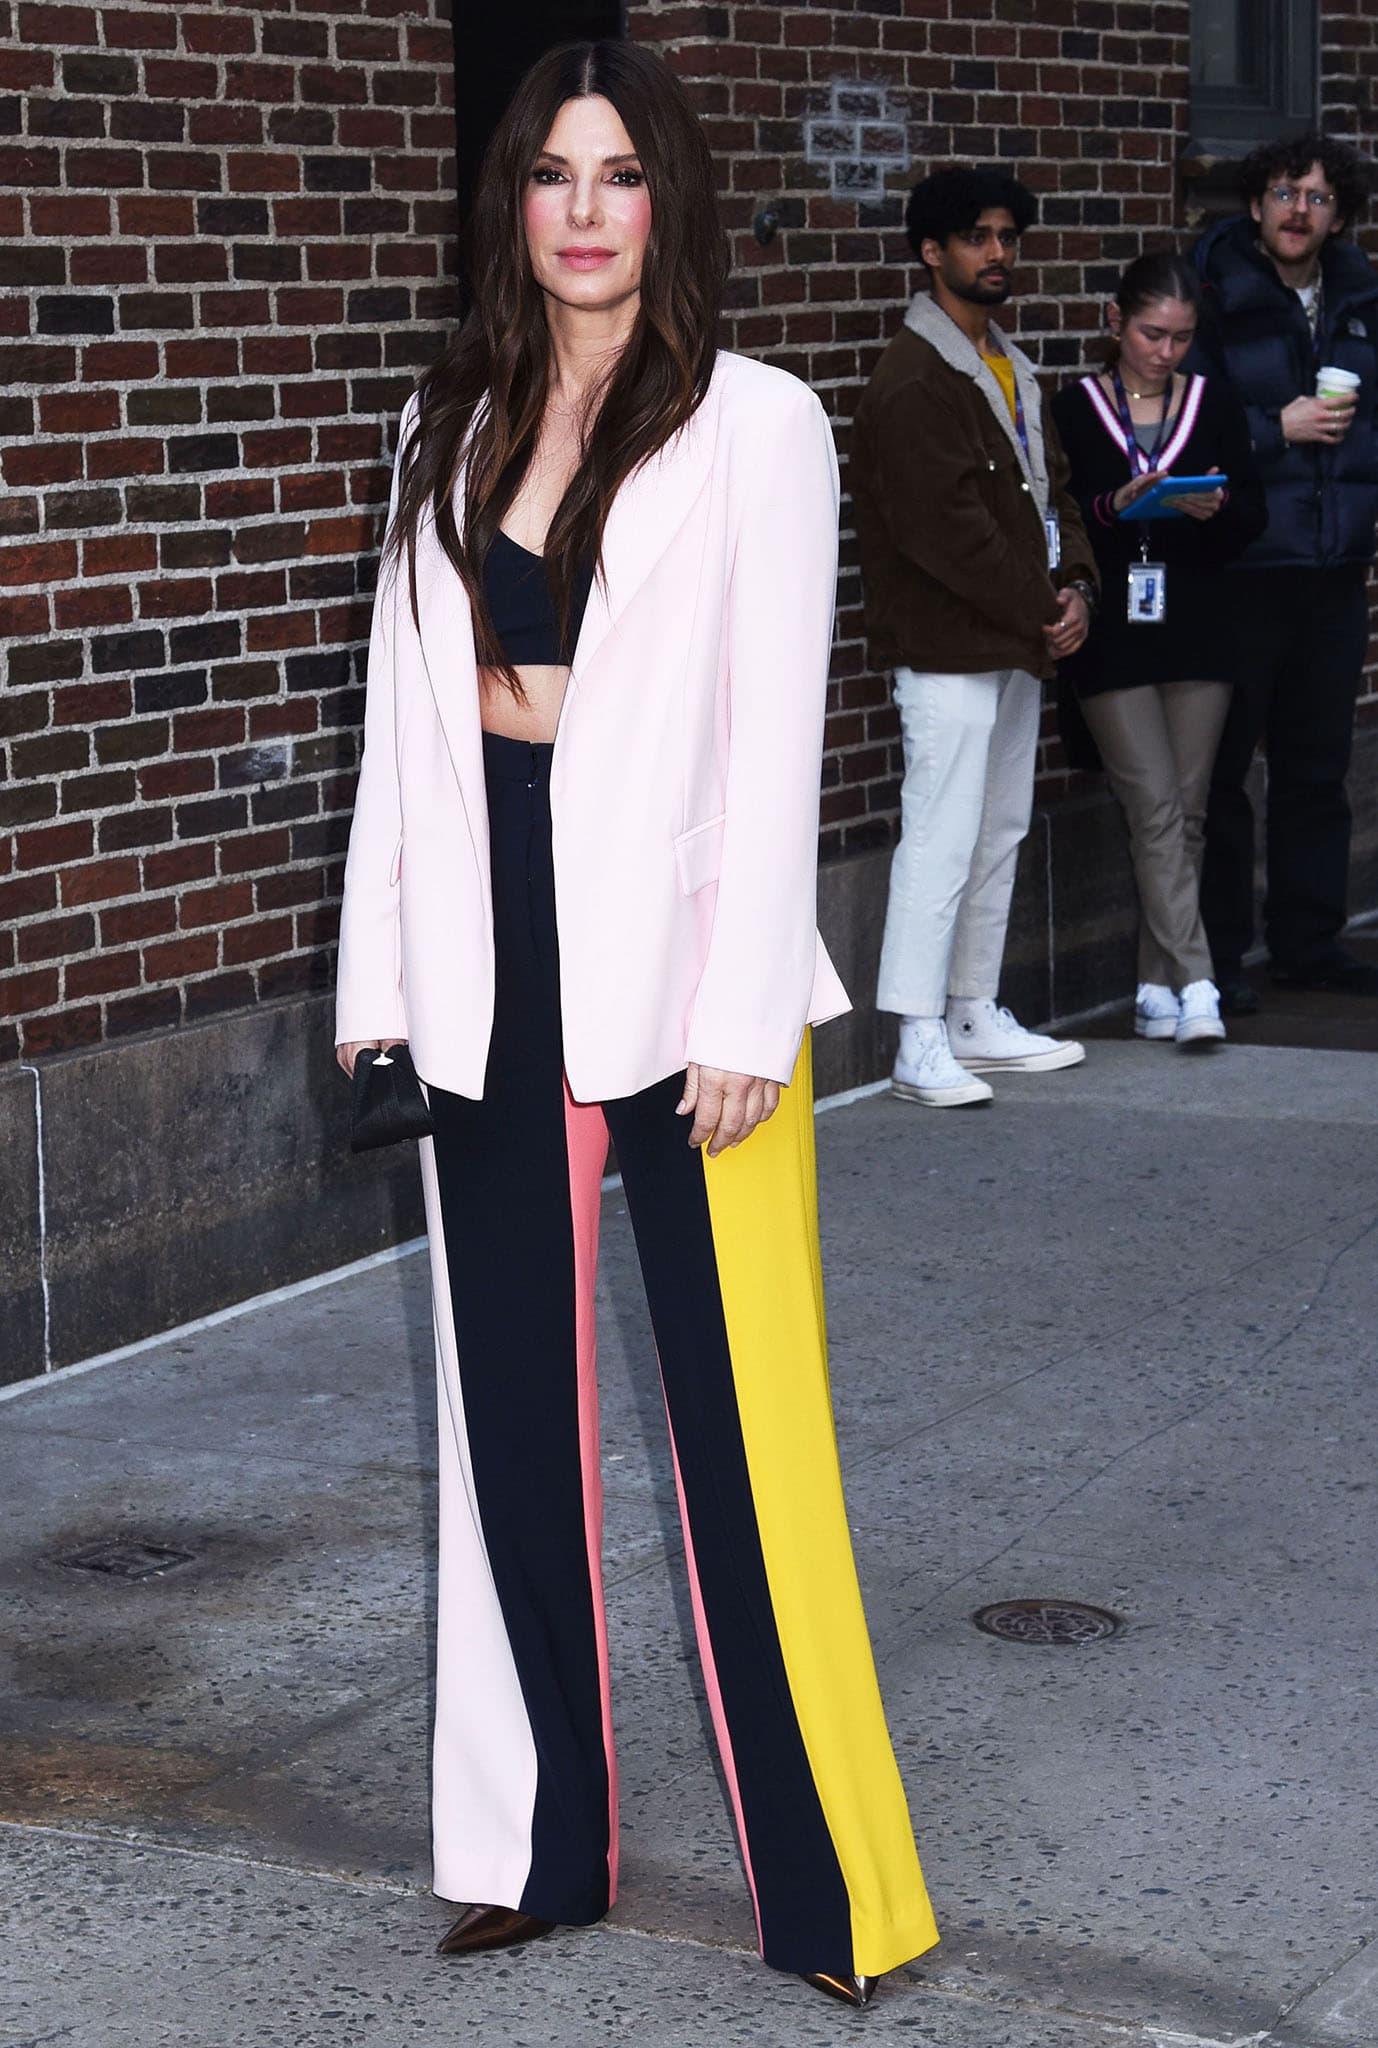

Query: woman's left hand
left=1175, top=466, right=1226, bottom=522
left=677, top=1064, right=780, bottom=1155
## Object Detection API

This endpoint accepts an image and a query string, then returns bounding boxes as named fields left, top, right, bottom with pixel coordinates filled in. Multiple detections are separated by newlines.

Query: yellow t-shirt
left=981, top=348, right=1018, bottom=426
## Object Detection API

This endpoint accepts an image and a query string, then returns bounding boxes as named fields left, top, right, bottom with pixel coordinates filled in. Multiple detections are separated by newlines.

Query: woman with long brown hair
left=335, top=39, right=937, bottom=2007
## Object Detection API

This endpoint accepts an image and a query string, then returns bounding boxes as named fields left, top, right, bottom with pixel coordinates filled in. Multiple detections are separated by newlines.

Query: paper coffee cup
left=1317, top=365, right=1361, bottom=400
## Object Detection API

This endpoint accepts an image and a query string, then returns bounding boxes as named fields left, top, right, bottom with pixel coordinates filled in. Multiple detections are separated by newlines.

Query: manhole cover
left=972, top=1599, right=1123, bottom=1645
left=55, top=1539, right=196, bottom=1582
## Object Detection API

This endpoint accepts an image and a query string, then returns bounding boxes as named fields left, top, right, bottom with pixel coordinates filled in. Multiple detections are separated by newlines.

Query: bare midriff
left=478, top=663, right=569, bottom=744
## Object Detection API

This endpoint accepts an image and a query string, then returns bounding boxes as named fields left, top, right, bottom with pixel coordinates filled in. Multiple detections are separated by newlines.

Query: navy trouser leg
left=1263, top=566, right=1369, bottom=969
left=1202, top=566, right=1370, bottom=976
left=1201, top=570, right=1281, bottom=976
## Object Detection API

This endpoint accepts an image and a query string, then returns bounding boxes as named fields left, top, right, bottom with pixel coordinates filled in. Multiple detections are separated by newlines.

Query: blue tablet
left=1119, top=475, right=1229, bottom=520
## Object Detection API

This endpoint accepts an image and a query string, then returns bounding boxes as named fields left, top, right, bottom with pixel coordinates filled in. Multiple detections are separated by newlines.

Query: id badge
left=1127, top=560, right=1167, bottom=624
left=1045, top=514, right=1061, bottom=571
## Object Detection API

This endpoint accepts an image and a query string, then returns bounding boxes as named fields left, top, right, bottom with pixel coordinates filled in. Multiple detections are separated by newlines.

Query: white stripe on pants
left=876, top=666, right=1042, bottom=1019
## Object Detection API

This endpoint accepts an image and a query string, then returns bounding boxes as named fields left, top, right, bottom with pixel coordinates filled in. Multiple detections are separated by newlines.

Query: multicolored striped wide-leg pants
left=418, top=732, right=938, bottom=1978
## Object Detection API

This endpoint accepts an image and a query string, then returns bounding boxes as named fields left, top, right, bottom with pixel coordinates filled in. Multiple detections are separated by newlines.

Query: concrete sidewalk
left=1, top=1040, right=1376, bottom=2048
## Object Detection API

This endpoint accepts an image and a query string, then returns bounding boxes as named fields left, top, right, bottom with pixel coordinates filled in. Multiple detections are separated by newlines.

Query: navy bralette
left=481, top=528, right=593, bottom=667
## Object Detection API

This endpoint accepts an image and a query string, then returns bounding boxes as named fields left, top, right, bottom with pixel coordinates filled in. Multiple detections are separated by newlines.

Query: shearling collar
left=903, top=290, right=1050, bottom=517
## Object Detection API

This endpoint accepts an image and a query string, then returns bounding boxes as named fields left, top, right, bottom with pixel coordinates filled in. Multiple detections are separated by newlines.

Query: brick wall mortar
left=2, top=0, right=1375, bottom=1063
left=631, top=0, right=1378, bottom=862
left=0, top=0, right=456, bottom=1061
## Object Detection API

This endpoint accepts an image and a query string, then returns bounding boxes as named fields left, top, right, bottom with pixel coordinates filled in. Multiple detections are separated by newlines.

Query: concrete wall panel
left=35, top=998, right=423, bottom=1372
left=0, top=1066, right=45, bottom=1386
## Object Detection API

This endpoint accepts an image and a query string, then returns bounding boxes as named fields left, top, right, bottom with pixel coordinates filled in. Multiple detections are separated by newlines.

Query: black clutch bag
left=350, top=1044, right=435, bottom=1153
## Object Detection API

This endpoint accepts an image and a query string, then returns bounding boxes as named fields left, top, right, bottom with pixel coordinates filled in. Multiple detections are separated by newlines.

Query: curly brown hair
left=1239, top=131, right=1371, bottom=227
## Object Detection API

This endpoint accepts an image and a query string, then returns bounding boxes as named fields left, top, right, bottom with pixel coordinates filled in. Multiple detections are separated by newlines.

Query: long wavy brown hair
left=383, top=40, right=729, bottom=691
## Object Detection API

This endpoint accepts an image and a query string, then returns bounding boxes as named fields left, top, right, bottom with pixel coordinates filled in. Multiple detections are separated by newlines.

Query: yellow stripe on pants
left=702, top=1033, right=940, bottom=1976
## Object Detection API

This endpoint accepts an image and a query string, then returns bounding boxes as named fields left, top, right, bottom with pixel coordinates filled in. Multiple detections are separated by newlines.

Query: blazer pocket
left=673, top=813, right=726, bottom=895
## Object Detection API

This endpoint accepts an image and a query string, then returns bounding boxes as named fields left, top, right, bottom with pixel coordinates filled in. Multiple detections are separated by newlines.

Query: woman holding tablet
left=1053, top=252, right=1266, bottom=1046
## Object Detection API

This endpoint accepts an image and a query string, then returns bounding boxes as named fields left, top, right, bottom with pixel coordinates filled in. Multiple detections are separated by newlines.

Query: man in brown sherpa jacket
left=852, top=167, right=1098, bottom=1109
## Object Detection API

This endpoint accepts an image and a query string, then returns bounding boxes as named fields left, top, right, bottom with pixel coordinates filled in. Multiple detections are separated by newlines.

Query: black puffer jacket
left=1188, top=215, right=1378, bottom=570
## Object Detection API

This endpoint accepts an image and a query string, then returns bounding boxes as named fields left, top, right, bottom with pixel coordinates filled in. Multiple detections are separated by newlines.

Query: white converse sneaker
left=1134, top=982, right=1179, bottom=1041
left=1176, top=979, right=1226, bottom=1048
left=891, top=1019, right=993, bottom=1108
left=946, top=997, right=1086, bottom=1073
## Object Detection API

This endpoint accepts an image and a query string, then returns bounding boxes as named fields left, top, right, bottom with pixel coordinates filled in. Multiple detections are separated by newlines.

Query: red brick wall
left=1321, top=2, right=1378, bottom=142
left=2, top=0, right=1374, bottom=1066
left=0, top=0, right=456, bottom=1062
left=631, top=0, right=1195, bottom=856
left=632, top=0, right=1378, bottom=858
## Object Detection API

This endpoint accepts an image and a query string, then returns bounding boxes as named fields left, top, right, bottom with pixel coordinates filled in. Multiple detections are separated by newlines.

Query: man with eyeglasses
left=851, top=167, right=1096, bottom=1108
left=1190, top=133, right=1378, bottom=1007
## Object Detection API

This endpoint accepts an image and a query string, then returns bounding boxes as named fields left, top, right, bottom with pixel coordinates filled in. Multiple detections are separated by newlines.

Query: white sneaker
left=947, top=997, right=1086, bottom=1073
left=892, top=1019, right=993, bottom=1108
left=1176, top=979, right=1226, bottom=1048
left=1134, top=982, right=1179, bottom=1041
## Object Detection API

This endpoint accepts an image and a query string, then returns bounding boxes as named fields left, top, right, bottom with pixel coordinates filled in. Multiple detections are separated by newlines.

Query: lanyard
left=1011, top=372, right=1030, bottom=461
left=1111, top=368, right=1171, bottom=478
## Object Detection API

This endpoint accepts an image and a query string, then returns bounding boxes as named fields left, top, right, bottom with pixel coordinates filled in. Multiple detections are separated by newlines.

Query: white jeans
left=876, top=666, right=1042, bottom=1018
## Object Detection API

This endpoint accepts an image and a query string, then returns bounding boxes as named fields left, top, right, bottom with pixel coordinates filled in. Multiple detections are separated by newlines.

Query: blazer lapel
left=571, top=388, right=718, bottom=680
left=413, top=373, right=719, bottom=736
left=411, top=514, right=489, bottom=887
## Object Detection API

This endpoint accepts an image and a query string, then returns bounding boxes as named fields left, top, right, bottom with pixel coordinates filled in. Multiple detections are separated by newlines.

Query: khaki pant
left=1080, top=680, right=1232, bottom=991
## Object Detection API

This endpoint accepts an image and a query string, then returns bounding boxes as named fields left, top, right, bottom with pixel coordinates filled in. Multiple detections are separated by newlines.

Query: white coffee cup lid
left=1317, top=365, right=1361, bottom=389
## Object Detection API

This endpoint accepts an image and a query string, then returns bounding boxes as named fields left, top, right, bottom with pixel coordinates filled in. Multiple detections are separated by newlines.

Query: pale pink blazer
left=334, top=349, right=850, bottom=1102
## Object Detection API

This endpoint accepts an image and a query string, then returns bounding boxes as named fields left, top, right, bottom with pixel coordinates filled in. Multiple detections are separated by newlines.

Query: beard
left=946, top=268, right=1013, bottom=305
left=1263, top=221, right=1326, bottom=268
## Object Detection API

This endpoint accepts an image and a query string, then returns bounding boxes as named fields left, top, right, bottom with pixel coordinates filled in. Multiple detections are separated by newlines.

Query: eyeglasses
left=1266, top=184, right=1336, bottom=212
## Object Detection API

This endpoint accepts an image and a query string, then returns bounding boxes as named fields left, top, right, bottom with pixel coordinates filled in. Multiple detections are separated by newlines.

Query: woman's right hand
left=337, top=1038, right=406, bottom=1079
left=1111, top=469, right=1168, bottom=516
left=1173, top=465, right=1226, bottom=522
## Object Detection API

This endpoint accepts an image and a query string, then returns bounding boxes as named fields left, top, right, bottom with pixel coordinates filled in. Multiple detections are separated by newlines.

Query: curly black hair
left=904, top=166, right=1038, bottom=264
left=1239, top=131, right=1371, bottom=225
